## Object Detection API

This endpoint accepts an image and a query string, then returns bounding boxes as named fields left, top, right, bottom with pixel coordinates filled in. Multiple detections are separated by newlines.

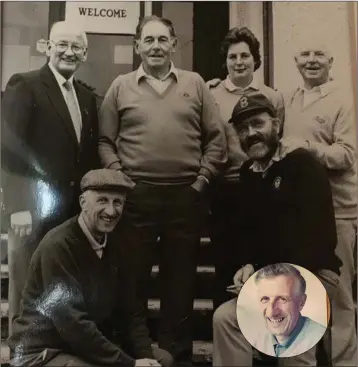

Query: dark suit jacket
left=1, top=64, right=100, bottom=224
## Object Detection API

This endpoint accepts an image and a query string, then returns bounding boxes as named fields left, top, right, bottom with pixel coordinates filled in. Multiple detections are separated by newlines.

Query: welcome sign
left=65, top=2, right=140, bottom=34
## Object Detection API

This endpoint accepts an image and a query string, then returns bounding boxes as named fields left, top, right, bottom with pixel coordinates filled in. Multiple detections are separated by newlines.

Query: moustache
left=246, top=136, right=264, bottom=147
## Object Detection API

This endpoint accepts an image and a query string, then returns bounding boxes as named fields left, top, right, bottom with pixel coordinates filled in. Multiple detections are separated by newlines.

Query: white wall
left=272, top=2, right=353, bottom=95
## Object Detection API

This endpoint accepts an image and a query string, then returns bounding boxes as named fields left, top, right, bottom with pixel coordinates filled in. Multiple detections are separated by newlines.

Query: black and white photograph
left=0, top=2, right=357, bottom=367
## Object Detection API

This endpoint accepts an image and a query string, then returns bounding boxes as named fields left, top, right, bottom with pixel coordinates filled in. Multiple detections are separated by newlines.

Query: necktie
left=63, top=81, right=82, bottom=143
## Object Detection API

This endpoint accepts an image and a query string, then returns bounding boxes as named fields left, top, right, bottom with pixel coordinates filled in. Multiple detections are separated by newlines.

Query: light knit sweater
left=283, top=80, right=357, bottom=219
left=98, top=69, right=227, bottom=183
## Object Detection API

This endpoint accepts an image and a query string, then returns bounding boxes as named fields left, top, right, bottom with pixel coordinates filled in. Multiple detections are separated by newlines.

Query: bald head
left=47, top=21, right=88, bottom=79
left=49, top=21, right=88, bottom=47
left=294, top=41, right=333, bottom=88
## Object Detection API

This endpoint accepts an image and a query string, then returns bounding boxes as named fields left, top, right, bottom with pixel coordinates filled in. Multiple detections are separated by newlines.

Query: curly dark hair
left=220, top=27, right=261, bottom=71
left=134, top=15, right=176, bottom=40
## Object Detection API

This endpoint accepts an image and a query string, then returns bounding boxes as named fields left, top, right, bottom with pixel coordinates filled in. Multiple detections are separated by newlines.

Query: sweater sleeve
left=197, top=75, right=228, bottom=180
left=98, top=78, right=123, bottom=170
left=39, top=243, right=136, bottom=366
left=308, top=96, right=356, bottom=170
left=1, top=74, right=38, bottom=216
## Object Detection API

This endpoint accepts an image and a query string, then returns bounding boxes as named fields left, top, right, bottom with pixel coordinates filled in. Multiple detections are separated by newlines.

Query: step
left=1, top=298, right=214, bottom=341
left=0, top=340, right=212, bottom=365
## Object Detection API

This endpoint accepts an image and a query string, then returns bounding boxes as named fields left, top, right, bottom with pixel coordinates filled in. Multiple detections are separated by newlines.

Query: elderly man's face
left=295, top=47, right=332, bottom=87
left=257, top=275, right=307, bottom=342
left=80, top=190, right=126, bottom=238
left=135, top=20, right=176, bottom=75
left=235, top=111, right=279, bottom=162
left=47, top=29, right=87, bottom=78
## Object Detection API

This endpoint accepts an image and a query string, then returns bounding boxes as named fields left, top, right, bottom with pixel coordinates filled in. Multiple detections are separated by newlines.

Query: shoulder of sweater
left=302, top=316, right=326, bottom=334
left=259, top=83, right=282, bottom=98
left=38, top=217, right=80, bottom=255
left=109, top=71, right=138, bottom=87
left=177, top=69, right=205, bottom=84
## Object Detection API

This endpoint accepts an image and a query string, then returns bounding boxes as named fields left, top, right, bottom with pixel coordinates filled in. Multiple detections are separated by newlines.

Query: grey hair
left=255, top=263, right=306, bottom=295
left=49, top=21, right=88, bottom=48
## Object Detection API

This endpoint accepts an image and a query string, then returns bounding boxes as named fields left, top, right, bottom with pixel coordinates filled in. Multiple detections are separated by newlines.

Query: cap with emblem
left=228, top=92, right=277, bottom=124
left=80, top=169, right=135, bottom=193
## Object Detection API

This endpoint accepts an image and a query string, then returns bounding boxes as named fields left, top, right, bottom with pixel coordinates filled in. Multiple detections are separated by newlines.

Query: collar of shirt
left=224, top=74, right=260, bottom=93
left=48, top=62, right=75, bottom=89
left=78, top=214, right=107, bottom=258
left=272, top=314, right=305, bottom=356
left=249, top=142, right=288, bottom=175
left=136, top=62, right=178, bottom=84
left=298, top=78, right=336, bottom=98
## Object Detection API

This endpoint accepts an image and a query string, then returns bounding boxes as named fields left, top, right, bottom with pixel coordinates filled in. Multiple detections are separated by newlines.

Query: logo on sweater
left=183, top=92, right=190, bottom=98
left=273, top=176, right=282, bottom=190
left=315, top=115, right=326, bottom=124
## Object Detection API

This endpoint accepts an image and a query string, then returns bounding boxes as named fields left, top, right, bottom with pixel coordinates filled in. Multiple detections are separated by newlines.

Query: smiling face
left=235, top=111, right=280, bottom=162
left=226, top=41, right=255, bottom=85
left=47, top=24, right=87, bottom=79
left=295, top=46, right=333, bottom=88
left=257, top=275, right=307, bottom=343
left=80, top=190, right=126, bottom=238
left=135, top=20, right=176, bottom=76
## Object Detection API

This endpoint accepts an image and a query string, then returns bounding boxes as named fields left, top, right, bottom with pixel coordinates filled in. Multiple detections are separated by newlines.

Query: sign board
left=65, top=2, right=140, bottom=34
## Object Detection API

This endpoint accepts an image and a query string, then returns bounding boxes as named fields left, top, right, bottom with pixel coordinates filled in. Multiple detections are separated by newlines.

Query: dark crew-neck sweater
left=8, top=217, right=152, bottom=366
left=235, top=148, right=342, bottom=274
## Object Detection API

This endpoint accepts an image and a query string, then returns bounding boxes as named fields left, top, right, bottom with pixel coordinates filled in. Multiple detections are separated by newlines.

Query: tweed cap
left=228, top=92, right=277, bottom=125
left=80, top=169, right=135, bottom=193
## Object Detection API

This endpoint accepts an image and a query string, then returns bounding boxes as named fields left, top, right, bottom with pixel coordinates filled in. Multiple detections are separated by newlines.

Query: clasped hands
left=226, top=264, right=255, bottom=295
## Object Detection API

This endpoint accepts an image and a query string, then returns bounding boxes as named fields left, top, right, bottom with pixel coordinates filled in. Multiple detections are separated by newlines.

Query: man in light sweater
left=99, top=15, right=227, bottom=365
left=283, top=43, right=357, bottom=366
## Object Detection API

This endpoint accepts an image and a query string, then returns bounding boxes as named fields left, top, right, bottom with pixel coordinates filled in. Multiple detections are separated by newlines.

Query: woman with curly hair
left=208, top=27, right=285, bottom=310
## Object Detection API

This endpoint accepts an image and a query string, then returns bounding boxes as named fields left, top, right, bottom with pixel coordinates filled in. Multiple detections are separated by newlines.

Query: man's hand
left=191, top=176, right=209, bottom=194
left=10, top=211, right=32, bottom=237
left=206, top=78, right=221, bottom=89
left=226, top=264, right=255, bottom=295
left=135, top=358, right=161, bottom=367
left=280, top=136, right=310, bottom=155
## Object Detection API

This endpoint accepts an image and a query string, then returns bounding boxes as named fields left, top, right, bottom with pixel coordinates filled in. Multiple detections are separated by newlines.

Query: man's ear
left=171, top=37, right=178, bottom=53
left=328, top=56, right=334, bottom=70
left=81, top=48, right=88, bottom=63
left=272, top=117, right=281, bottom=134
left=134, top=39, right=140, bottom=55
left=79, top=194, right=86, bottom=211
left=299, top=293, right=307, bottom=311
left=45, top=41, right=52, bottom=58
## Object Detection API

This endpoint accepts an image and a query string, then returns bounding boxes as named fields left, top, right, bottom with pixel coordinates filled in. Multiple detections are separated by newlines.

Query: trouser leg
left=158, top=185, right=206, bottom=362
left=212, top=298, right=253, bottom=366
left=331, top=219, right=357, bottom=366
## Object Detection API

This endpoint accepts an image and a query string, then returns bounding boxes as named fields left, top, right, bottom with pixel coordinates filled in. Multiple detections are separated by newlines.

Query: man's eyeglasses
left=50, top=41, right=85, bottom=55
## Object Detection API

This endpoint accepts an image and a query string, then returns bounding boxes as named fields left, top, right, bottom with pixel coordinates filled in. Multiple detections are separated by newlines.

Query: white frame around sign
left=65, top=1, right=141, bottom=35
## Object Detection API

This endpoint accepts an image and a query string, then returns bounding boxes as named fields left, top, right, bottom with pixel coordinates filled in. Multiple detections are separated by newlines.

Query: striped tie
left=63, top=81, right=82, bottom=143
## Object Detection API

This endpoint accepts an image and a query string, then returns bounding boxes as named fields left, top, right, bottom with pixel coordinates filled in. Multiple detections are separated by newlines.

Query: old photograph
left=1, top=2, right=357, bottom=366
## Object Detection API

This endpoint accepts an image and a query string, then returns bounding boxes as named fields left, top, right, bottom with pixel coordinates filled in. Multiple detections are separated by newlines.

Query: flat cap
left=80, top=169, right=135, bottom=193
left=228, top=92, right=276, bottom=124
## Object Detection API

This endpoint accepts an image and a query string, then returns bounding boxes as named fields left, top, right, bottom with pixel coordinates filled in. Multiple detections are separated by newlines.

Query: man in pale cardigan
left=98, top=15, right=227, bottom=365
left=283, top=43, right=357, bottom=366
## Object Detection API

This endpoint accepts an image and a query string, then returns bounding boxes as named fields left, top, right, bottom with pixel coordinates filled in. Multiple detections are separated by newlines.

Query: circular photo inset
left=236, top=263, right=329, bottom=358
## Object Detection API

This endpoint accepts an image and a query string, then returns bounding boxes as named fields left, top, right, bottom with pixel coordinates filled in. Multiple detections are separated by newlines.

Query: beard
left=241, top=132, right=279, bottom=161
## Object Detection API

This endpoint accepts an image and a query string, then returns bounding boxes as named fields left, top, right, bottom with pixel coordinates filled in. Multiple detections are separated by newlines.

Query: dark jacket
left=8, top=217, right=153, bottom=366
left=1, top=64, right=100, bottom=222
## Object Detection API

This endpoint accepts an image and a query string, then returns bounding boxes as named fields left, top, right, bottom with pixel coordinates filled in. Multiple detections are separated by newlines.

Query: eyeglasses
left=50, top=41, right=85, bottom=55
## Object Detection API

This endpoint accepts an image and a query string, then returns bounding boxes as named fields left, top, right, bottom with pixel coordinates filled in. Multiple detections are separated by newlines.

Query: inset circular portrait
left=236, top=263, right=329, bottom=358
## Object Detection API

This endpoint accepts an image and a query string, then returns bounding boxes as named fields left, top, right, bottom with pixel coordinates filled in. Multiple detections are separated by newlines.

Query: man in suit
left=1, top=21, right=99, bottom=336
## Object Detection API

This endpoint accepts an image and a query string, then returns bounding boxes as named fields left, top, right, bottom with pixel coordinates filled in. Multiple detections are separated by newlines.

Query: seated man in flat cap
left=8, top=169, right=173, bottom=367
left=212, top=92, right=342, bottom=366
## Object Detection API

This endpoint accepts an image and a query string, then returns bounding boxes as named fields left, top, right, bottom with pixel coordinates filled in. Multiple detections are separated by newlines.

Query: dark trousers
left=117, top=182, right=207, bottom=361
left=210, top=179, right=243, bottom=310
